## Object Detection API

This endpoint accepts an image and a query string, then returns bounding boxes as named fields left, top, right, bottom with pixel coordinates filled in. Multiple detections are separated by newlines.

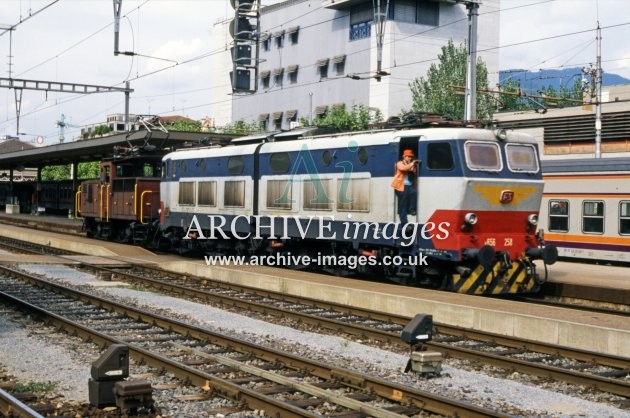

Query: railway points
left=0, top=220, right=627, bottom=359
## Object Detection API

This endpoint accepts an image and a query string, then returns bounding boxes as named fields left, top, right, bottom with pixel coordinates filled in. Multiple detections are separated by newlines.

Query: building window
left=260, top=70, right=270, bottom=89
left=417, top=0, right=439, bottom=26
left=620, top=201, right=630, bottom=234
left=389, top=0, right=439, bottom=26
left=273, top=30, right=285, bottom=48
left=285, top=109, right=298, bottom=125
left=314, top=105, right=328, bottom=119
left=287, top=26, right=299, bottom=44
left=350, top=21, right=371, bottom=41
left=317, top=58, right=329, bottom=79
left=273, top=67, right=284, bottom=86
left=582, top=200, right=604, bottom=234
left=272, top=112, right=283, bottom=130
left=258, top=113, right=269, bottom=131
left=287, top=65, right=299, bottom=84
left=260, top=33, right=270, bottom=51
left=332, top=55, right=346, bottom=75
left=549, top=200, right=569, bottom=232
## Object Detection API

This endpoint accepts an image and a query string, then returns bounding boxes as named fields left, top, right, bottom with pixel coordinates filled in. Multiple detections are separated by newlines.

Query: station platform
left=0, top=221, right=627, bottom=358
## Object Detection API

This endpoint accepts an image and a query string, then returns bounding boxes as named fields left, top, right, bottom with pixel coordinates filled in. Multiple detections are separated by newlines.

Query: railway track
left=0, top=265, right=506, bottom=417
left=1, top=236, right=629, bottom=399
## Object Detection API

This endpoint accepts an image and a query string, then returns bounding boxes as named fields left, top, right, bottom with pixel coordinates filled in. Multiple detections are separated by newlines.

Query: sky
left=1, top=0, right=629, bottom=144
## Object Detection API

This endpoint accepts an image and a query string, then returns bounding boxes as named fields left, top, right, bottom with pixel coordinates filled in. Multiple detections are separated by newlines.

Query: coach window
left=582, top=201, right=604, bottom=234
left=427, top=142, right=454, bottom=170
left=224, top=180, right=245, bottom=208
left=337, top=178, right=370, bottom=212
left=227, top=156, right=245, bottom=175
left=506, top=144, right=539, bottom=173
left=619, top=201, right=630, bottom=234
left=197, top=181, right=216, bottom=206
left=464, top=142, right=502, bottom=171
left=266, top=180, right=292, bottom=210
left=303, top=179, right=333, bottom=211
left=178, top=182, right=195, bottom=206
left=548, top=200, right=569, bottom=232
left=270, top=152, right=291, bottom=174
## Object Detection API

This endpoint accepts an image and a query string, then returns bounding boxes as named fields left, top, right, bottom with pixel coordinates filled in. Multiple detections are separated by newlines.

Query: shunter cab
left=79, top=154, right=162, bottom=243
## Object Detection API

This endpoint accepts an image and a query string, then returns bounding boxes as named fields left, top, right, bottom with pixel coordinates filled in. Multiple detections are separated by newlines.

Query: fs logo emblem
left=500, top=190, right=514, bottom=204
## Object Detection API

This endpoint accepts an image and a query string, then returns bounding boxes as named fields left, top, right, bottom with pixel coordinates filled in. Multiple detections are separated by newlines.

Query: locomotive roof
left=542, top=157, right=630, bottom=173
left=162, top=126, right=536, bottom=160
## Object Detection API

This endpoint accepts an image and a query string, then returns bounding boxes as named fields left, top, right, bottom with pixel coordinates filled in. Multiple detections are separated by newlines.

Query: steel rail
left=93, top=264, right=630, bottom=397
left=0, top=266, right=507, bottom=418
left=0, top=388, right=45, bottom=418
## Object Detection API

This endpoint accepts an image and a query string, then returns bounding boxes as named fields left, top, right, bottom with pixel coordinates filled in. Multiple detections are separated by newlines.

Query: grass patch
left=13, top=381, right=58, bottom=393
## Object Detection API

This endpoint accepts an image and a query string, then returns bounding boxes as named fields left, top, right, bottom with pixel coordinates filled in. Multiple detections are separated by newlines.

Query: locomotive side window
left=178, top=182, right=195, bottom=205
left=427, top=143, right=454, bottom=170
left=322, top=150, right=332, bottom=166
left=270, top=152, right=291, bottom=174
left=197, top=181, right=216, bottom=206
left=464, top=142, right=502, bottom=171
left=224, top=180, right=245, bottom=207
left=357, top=147, right=368, bottom=165
left=228, top=156, right=245, bottom=175
left=266, top=180, right=292, bottom=210
left=337, top=178, right=370, bottom=212
left=162, top=162, right=168, bottom=179
left=303, top=179, right=333, bottom=211
left=548, top=200, right=569, bottom=232
left=582, top=200, right=604, bottom=234
left=619, top=201, right=630, bottom=235
left=506, top=144, right=539, bottom=173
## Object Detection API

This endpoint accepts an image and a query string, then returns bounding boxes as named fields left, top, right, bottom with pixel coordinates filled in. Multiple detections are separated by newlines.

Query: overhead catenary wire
left=2, top=0, right=630, bottom=136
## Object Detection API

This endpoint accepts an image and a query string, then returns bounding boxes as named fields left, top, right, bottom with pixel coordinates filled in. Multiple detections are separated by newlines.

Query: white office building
left=211, top=0, right=500, bottom=130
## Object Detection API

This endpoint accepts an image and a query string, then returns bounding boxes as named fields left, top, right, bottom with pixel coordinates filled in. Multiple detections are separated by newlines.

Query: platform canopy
left=0, top=130, right=239, bottom=170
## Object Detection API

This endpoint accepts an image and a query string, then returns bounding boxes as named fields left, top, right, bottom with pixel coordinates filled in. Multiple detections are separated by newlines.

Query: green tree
left=163, top=120, right=203, bottom=132
left=222, top=120, right=262, bottom=135
left=409, top=39, right=494, bottom=120
left=90, top=124, right=112, bottom=138
left=313, top=104, right=383, bottom=131
left=41, top=162, right=99, bottom=180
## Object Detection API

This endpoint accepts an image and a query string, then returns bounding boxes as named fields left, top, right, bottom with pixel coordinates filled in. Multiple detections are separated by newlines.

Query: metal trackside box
left=90, top=344, right=129, bottom=381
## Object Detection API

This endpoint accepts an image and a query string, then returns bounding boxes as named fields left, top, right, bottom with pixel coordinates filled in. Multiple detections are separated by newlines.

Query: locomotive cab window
left=506, top=144, right=539, bottom=173
left=619, top=201, right=630, bottom=235
left=228, top=156, right=245, bottom=175
left=427, top=142, right=454, bottom=170
left=548, top=200, right=569, bottom=232
left=582, top=200, right=604, bottom=234
left=464, top=141, right=502, bottom=171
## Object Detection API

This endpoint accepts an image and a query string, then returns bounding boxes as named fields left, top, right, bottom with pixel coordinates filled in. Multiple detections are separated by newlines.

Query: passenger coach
left=541, top=157, right=630, bottom=263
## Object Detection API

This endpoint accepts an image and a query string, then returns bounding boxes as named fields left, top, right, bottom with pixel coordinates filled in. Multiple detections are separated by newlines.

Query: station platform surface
left=0, top=222, right=628, bottom=358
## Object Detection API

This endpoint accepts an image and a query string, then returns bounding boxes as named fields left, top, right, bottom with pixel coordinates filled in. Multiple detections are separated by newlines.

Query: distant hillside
left=499, top=68, right=630, bottom=93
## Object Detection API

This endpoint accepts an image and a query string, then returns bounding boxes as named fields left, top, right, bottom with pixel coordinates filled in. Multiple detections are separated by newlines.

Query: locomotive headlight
left=464, top=212, right=478, bottom=225
left=527, top=214, right=538, bottom=226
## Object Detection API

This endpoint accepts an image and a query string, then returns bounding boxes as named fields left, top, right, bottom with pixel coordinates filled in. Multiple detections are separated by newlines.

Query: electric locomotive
left=79, top=149, right=162, bottom=243
left=158, top=124, right=557, bottom=295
